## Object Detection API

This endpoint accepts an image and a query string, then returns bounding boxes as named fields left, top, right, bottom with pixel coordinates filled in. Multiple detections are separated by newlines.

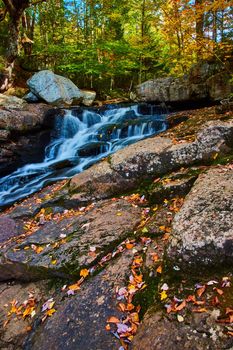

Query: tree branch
left=2, top=0, right=15, bottom=14
left=30, top=0, right=47, bottom=6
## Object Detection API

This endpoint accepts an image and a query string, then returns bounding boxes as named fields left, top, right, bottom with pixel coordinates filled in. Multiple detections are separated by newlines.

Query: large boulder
left=70, top=121, right=233, bottom=201
left=167, top=166, right=233, bottom=270
left=136, top=62, right=232, bottom=103
left=80, top=90, right=96, bottom=106
left=27, top=70, right=83, bottom=105
left=0, top=103, right=55, bottom=176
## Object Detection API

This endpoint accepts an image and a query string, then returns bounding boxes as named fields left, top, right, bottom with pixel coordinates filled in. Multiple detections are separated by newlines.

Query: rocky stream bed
left=0, top=98, right=232, bottom=350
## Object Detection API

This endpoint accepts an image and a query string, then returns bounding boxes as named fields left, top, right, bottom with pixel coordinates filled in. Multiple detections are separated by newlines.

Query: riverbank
left=0, top=104, right=232, bottom=350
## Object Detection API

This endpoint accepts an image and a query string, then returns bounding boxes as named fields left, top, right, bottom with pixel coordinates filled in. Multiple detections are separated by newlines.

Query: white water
left=0, top=104, right=167, bottom=208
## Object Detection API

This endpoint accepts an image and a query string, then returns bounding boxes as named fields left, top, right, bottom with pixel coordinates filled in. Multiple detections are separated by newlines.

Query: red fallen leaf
left=126, top=303, right=135, bottom=311
left=186, top=295, right=196, bottom=303
left=197, top=285, right=206, bottom=297
left=211, top=296, right=220, bottom=306
left=192, top=308, right=208, bottom=313
left=107, top=316, right=120, bottom=323
left=214, top=288, right=224, bottom=295
left=227, top=331, right=233, bottom=336
left=226, top=308, right=233, bottom=315
left=175, top=300, right=186, bottom=311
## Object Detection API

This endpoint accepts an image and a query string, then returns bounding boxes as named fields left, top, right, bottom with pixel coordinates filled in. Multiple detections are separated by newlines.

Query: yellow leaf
left=46, top=308, right=56, bottom=316
left=51, top=259, right=57, bottom=265
left=160, top=291, right=168, bottom=301
left=80, top=269, right=89, bottom=278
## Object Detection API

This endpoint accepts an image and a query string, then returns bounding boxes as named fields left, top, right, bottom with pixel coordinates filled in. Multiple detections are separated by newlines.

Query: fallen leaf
left=175, top=300, right=186, bottom=311
left=192, top=308, right=207, bottom=313
left=105, top=324, right=111, bottom=331
left=126, top=243, right=134, bottom=250
left=80, top=269, right=89, bottom=278
left=107, top=316, right=120, bottom=324
left=156, top=265, right=162, bottom=274
left=177, top=315, right=184, bottom=322
left=197, top=285, right=206, bottom=297
left=160, top=291, right=168, bottom=301
left=214, top=288, right=224, bottom=295
left=46, top=308, right=56, bottom=317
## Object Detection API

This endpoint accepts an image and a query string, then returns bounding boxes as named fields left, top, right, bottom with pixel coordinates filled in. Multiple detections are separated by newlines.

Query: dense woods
left=0, top=0, right=232, bottom=93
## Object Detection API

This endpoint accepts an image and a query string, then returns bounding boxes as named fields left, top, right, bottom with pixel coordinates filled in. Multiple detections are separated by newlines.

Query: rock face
left=136, top=62, right=232, bottom=103
left=132, top=308, right=232, bottom=350
left=0, top=102, right=56, bottom=176
left=0, top=216, right=22, bottom=243
left=24, top=251, right=134, bottom=350
left=0, top=94, right=26, bottom=110
left=167, top=166, right=233, bottom=269
left=0, top=199, right=141, bottom=281
left=80, top=90, right=96, bottom=106
left=27, top=70, right=83, bottom=105
left=70, top=121, right=233, bottom=201
left=0, top=281, right=52, bottom=350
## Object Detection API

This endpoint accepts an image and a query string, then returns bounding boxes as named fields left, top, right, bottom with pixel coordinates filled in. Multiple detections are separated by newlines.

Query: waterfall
left=0, top=104, right=167, bottom=208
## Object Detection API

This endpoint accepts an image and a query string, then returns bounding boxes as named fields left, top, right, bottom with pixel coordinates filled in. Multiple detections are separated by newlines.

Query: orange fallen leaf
left=192, top=308, right=208, bottom=313
left=107, top=316, right=120, bottom=324
left=105, top=324, right=111, bottom=331
left=118, top=303, right=126, bottom=312
left=175, top=300, right=186, bottom=311
left=126, top=243, right=134, bottom=250
left=197, top=286, right=206, bottom=297
left=214, top=288, right=224, bottom=295
left=68, top=283, right=80, bottom=291
left=80, top=269, right=89, bottom=278
left=156, top=265, right=162, bottom=274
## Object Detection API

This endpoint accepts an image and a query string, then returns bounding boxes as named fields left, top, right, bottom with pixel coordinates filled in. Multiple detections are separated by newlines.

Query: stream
left=0, top=103, right=167, bottom=208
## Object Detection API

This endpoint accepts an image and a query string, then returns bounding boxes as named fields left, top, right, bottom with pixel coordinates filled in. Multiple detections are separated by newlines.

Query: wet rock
left=132, top=309, right=232, bottom=350
left=24, top=251, right=134, bottom=350
left=0, top=216, right=22, bottom=244
left=80, top=90, right=96, bottom=106
left=0, top=280, right=51, bottom=350
left=0, top=199, right=141, bottom=281
left=70, top=120, right=233, bottom=201
left=0, top=103, right=56, bottom=176
left=27, top=71, right=83, bottom=105
left=167, top=166, right=233, bottom=270
left=69, top=160, right=137, bottom=202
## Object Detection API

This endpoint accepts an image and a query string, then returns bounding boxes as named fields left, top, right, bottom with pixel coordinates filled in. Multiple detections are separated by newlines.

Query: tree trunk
left=5, top=16, right=21, bottom=87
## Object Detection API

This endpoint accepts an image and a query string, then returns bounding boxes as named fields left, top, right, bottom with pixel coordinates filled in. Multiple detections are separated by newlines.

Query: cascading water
left=0, top=104, right=167, bottom=208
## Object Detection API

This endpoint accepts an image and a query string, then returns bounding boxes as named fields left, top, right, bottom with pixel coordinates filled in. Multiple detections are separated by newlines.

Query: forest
left=0, top=0, right=232, bottom=95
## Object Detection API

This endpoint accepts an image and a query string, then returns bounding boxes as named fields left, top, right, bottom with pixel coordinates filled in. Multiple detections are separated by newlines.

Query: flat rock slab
left=132, top=309, right=233, bottom=350
left=70, top=121, right=233, bottom=201
left=0, top=199, right=141, bottom=281
left=167, top=166, right=233, bottom=270
left=25, top=251, right=134, bottom=350
left=0, top=216, right=22, bottom=243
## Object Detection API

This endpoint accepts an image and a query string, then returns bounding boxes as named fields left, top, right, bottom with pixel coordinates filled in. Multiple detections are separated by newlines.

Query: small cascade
left=0, top=104, right=167, bottom=208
